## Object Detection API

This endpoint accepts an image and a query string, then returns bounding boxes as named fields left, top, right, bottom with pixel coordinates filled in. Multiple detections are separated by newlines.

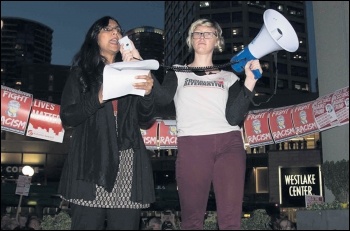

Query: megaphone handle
left=253, top=69, right=262, bottom=79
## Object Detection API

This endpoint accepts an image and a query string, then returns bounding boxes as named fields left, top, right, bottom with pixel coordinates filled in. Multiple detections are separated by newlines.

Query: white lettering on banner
left=271, top=109, right=289, bottom=116
left=1, top=116, right=26, bottom=129
left=289, top=186, right=313, bottom=196
left=284, top=174, right=316, bottom=185
left=33, top=100, right=55, bottom=110
left=295, top=123, right=318, bottom=134
left=247, top=133, right=272, bottom=143
left=2, top=90, right=30, bottom=103
left=143, top=136, right=157, bottom=145
left=246, top=112, right=267, bottom=120
left=159, top=136, right=177, bottom=145
left=31, top=109, right=61, bottom=124
left=294, top=104, right=310, bottom=111
left=272, top=128, right=295, bottom=139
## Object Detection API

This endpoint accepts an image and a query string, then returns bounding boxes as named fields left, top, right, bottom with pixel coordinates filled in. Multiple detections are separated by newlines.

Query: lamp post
left=16, top=165, right=34, bottom=222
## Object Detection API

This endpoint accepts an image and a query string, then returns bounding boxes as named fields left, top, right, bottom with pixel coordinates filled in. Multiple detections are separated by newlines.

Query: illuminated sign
left=279, top=166, right=322, bottom=207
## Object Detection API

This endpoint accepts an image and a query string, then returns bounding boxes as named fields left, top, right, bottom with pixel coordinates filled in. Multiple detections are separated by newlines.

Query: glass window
left=276, top=63, right=288, bottom=74
left=23, top=153, right=46, bottom=165
left=1, top=153, right=22, bottom=164
left=291, top=65, right=308, bottom=77
left=277, top=79, right=288, bottom=89
left=232, top=27, right=242, bottom=37
left=211, top=1, right=230, bottom=9
left=249, top=27, right=261, bottom=37
left=232, top=12, right=242, bottom=22
left=212, top=13, right=231, bottom=24
left=256, top=167, right=269, bottom=193
left=222, top=28, right=232, bottom=39
left=248, top=12, right=264, bottom=24
left=287, top=6, right=304, bottom=18
left=270, top=2, right=284, bottom=12
left=291, top=21, right=305, bottom=33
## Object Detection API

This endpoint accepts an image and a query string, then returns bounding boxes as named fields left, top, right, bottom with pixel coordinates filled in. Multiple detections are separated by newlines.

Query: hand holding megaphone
left=231, top=9, right=299, bottom=79
left=245, top=60, right=263, bottom=81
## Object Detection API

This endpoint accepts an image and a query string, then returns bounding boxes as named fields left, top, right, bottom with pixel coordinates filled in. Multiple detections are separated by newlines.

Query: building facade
left=1, top=17, right=53, bottom=90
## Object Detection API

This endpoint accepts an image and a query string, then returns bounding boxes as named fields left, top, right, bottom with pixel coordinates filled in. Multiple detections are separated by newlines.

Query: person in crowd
left=145, top=217, right=162, bottom=230
left=58, top=16, right=156, bottom=230
left=152, top=18, right=262, bottom=229
left=26, top=216, right=41, bottom=230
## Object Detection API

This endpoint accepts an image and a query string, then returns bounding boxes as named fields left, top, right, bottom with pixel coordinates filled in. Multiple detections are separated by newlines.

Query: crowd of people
left=1, top=214, right=41, bottom=230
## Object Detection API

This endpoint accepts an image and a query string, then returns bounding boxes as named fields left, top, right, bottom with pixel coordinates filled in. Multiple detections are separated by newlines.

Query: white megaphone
left=231, top=9, right=299, bottom=79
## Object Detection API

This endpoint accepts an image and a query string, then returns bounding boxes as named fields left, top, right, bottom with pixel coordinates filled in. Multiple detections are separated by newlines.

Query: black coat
left=58, top=68, right=156, bottom=204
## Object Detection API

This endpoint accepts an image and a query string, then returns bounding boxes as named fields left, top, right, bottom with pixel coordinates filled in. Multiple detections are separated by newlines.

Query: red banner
left=331, top=86, right=349, bottom=125
left=313, top=93, right=340, bottom=131
left=141, top=121, right=158, bottom=149
left=26, top=99, right=65, bottom=143
left=158, top=120, right=177, bottom=148
left=269, top=106, right=297, bottom=143
left=1, top=86, right=33, bottom=135
left=244, top=109, right=274, bottom=148
left=291, top=101, right=319, bottom=137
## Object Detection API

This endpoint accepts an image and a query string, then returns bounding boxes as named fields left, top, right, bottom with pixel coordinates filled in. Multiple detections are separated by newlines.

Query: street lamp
left=22, top=165, right=35, bottom=177
left=16, top=165, right=34, bottom=222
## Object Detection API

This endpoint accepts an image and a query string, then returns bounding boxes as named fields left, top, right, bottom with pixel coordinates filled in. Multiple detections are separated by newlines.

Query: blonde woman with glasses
left=152, top=18, right=262, bottom=230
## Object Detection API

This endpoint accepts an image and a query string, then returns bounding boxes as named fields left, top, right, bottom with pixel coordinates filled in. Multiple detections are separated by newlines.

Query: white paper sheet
left=102, top=60, right=159, bottom=100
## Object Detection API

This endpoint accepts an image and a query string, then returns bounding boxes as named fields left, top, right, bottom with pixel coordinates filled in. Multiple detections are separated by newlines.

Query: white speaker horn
left=231, top=9, right=299, bottom=79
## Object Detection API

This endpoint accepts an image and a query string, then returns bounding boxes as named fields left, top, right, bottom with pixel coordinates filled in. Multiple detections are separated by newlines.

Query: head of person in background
left=146, top=217, right=162, bottom=230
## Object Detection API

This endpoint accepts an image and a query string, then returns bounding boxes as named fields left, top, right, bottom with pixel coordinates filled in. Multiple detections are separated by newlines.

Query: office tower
left=1, top=17, right=53, bottom=90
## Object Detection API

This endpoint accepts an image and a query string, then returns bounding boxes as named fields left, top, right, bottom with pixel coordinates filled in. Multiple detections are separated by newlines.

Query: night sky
left=1, top=1, right=164, bottom=65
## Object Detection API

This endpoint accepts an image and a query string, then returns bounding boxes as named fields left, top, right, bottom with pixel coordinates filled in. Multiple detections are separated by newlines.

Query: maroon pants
left=176, top=131, right=246, bottom=230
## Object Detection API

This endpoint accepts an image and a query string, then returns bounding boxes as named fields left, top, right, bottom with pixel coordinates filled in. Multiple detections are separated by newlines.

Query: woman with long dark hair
left=58, top=16, right=155, bottom=230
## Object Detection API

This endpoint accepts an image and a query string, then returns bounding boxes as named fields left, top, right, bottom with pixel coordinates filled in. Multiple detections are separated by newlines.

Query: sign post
left=15, top=166, right=34, bottom=223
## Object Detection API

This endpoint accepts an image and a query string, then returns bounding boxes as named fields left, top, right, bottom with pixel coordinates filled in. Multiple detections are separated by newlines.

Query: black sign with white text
left=280, top=167, right=321, bottom=207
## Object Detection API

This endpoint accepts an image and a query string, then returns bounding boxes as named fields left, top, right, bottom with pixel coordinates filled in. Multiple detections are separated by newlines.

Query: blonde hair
left=186, top=18, right=225, bottom=53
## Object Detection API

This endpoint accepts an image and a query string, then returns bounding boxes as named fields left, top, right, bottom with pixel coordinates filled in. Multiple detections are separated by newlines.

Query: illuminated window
left=1, top=153, right=22, bottom=164
left=256, top=167, right=269, bottom=193
left=23, top=153, right=46, bottom=165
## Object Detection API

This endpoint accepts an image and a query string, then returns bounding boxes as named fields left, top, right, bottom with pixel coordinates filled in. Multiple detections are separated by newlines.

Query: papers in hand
left=102, top=59, right=159, bottom=101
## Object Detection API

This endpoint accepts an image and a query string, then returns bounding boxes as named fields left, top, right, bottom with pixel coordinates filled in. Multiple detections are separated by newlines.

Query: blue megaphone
left=231, top=9, right=299, bottom=79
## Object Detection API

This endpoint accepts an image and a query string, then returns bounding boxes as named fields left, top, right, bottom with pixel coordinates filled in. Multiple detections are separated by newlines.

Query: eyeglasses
left=102, top=26, right=124, bottom=34
left=192, top=31, right=217, bottom=39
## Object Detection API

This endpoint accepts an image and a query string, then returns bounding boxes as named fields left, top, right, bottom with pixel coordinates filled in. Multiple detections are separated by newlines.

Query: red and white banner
left=1, top=86, right=33, bottom=135
left=313, top=93, right=340, bottom=131
left=141, top=121, right=158, bottom=149
left=331, top=86, right=349, bottom=125
left=158, top=120, right=177, bottom=148
left=244, top=109, right=274, bottom=148
left=269, top=106, right=297, bottom=143
left=291, top=101, right=319, bottom=137
left=26, top=99, right=65, bottom=143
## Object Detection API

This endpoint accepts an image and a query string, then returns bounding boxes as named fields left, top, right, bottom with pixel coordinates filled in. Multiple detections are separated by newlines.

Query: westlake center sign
left=279, top=166, right=322, bottom=207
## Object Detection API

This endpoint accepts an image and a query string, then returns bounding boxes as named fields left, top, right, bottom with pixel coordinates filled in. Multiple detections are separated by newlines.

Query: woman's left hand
left=120, top=39, right=142, bottom=62
left=133, top=72, right=153, bottom=95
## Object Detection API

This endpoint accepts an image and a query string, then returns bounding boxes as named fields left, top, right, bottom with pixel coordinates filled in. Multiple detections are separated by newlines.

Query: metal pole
left=16, top=194, right=23, bottom=223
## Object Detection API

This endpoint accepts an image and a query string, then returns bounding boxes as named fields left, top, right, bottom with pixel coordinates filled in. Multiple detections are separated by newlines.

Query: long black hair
left=71, top=16, right=122, bottom=93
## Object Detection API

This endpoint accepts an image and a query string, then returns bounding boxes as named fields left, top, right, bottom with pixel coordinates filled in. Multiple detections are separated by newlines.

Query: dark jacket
left=58, top=67, right=156, bottom=204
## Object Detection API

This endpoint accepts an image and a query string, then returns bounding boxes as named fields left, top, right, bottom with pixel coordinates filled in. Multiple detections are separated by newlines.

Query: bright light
left=22, top=165, right=34, bottom=176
